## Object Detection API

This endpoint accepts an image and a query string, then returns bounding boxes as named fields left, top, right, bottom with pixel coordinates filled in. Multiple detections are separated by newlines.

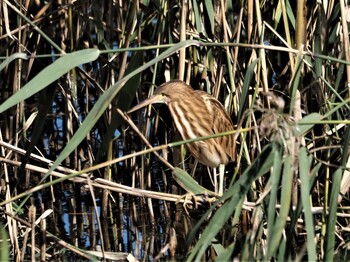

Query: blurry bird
left=128, top=80, right=235, bottom=195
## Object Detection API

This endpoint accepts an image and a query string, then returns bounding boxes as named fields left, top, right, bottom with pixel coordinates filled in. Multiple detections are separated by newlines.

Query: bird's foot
left=176, top=192, right=217, bottom=215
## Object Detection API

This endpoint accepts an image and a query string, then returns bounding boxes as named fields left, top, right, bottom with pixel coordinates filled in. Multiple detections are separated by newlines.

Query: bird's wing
left=199, top=91, right=236, bottom=161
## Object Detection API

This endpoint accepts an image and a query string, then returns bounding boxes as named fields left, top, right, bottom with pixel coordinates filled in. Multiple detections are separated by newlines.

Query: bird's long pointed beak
left=127, top=94, right=165, bottom=114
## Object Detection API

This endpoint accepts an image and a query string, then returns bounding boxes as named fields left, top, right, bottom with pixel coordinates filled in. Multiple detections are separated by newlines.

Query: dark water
left=58, top=186, right=197, bottom=261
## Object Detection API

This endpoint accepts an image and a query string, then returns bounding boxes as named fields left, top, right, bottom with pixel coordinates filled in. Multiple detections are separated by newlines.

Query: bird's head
left=128, top=80, right=193, bottom=113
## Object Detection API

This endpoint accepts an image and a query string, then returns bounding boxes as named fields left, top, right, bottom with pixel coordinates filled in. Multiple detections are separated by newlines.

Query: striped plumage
left=128, top=80, right=235, bottom=168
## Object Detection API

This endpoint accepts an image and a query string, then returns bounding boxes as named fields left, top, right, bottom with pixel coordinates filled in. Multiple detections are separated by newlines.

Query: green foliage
left=0, top=225, right=9, bottom=261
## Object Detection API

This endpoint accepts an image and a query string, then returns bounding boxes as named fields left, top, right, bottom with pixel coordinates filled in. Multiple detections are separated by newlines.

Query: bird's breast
left=169, top=100, right=212, bottom=140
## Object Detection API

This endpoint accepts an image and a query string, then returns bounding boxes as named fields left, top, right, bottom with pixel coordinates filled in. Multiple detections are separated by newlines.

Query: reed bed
left=0, top=0, right=350, bottom=260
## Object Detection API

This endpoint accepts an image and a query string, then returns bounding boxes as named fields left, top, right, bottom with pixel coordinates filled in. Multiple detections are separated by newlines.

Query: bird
left=128, top=80, right=235, bottom=195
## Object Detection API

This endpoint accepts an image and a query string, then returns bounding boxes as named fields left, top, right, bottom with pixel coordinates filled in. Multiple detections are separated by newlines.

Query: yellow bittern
left=128, top=80, right=235, bottom=195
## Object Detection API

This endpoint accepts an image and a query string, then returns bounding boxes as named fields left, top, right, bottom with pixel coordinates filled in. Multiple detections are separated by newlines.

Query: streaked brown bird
left=128, top=80, right=235, bottom=195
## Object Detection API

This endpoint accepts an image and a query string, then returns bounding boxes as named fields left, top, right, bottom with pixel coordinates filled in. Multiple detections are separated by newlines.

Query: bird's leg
left=219, top=164, right=225, bottom=196
left=190, top=159, right=199, bottom=177
left=213, top=167, right=218, bottom=194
